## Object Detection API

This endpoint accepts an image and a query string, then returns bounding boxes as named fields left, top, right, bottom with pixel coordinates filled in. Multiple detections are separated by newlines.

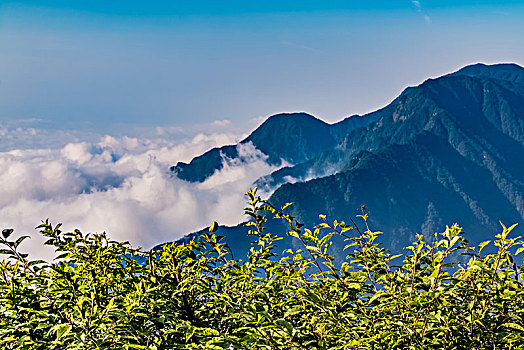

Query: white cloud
left=412, top=1, right=421, bottom=10
left=212, top=119, right=232, bottom=127
left=61, top=142, right=93, bottom=165
left=0, top=131, right=284, bottom=261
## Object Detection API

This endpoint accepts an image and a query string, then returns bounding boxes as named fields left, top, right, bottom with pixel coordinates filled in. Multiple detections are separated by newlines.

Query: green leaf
left=209, top=221, right=219, bottom=233
left=287, top=230, right=299, bottom=238
left=44, top=238, right=56, bottom=245
left=13, top=235, right=30, bottom=249
left=17, top=335, right=29, bottom=347
left=504, top=322, right=524, bottom=332
left=28, top=259, right=48, bottom=266
left=281, top=202, right=294, bottom=211
left=2, top=228, right=13, bottom=239
left=276, top=319, right=293, bottom=333
left=449, top=235, right=459, bottom=248
left=478, top=240, right=491, bottom=253
left=56, top=323, right=72, bottom=340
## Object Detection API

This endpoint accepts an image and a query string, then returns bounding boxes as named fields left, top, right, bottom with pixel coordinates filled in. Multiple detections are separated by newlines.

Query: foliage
left=1, top=189, right=524, bottom=349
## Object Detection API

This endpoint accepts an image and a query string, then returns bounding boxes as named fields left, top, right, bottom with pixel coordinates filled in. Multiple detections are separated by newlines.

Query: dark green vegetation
left=2, top=189, right=524, bottom=349
left=174, top=63, right=524, bottom=252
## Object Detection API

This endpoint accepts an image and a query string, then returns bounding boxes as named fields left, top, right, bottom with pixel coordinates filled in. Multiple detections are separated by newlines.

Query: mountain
left=171, top=112, right=372, bottom=182
left=171, top=63, right=524, bottom=255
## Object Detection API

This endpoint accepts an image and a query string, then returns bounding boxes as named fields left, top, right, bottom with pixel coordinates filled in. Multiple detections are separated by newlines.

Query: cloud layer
left=0, top=128, right=281, bottom=261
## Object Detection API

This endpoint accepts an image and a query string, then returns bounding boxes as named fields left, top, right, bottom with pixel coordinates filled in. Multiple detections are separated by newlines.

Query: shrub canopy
left=1, top=189, right=524, bottom=349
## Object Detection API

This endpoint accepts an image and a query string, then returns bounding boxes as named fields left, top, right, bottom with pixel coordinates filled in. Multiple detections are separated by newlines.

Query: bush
left=1, top=189, right=524, bottom=349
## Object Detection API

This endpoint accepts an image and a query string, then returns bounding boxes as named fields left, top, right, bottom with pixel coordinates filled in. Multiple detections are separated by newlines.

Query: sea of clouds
left=0, top=120, right=283, bottom=261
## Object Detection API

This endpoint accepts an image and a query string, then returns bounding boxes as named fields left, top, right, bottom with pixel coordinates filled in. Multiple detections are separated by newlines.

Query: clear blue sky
left=1, top=1, right=523, bottom=131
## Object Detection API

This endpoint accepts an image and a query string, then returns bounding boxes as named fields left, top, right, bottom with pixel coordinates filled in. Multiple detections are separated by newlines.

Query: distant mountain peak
left=446, top=62, right=524, bottom=84
left=172, top=62, right=524, bottom=258
left=256, top=112, right=320, bottom=124
left=242, top=112, right=334, bottom=164
left=172, top=111, right=374, bottom=182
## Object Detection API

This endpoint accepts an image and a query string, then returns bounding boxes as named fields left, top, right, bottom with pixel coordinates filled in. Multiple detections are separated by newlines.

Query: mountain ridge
left=266, top=63, right=524, bottom=248
left=171, top=111, right=374, bottom=182
left=170, top=63, right=524, bottom=254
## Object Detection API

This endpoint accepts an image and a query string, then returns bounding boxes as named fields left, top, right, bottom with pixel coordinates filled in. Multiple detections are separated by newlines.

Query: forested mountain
left=172, top=63, right=524, bottom=254
left=171, top=112, right=372, bottom=182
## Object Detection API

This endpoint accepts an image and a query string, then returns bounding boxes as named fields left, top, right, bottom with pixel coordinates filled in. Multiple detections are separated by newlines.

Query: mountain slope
left=172, top=63, right=524, bottom=254
left=268, top=63, right=524, bottom=248
left=171, top=112, right=373, bottom=182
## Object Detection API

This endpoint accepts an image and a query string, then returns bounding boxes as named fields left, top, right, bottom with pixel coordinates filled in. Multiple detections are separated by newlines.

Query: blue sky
left=1, top=1, right=523, bottom=132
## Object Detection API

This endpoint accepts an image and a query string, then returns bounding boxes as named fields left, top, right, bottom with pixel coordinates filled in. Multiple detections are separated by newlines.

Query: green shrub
left=1, top=189, right=524, bottom=349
